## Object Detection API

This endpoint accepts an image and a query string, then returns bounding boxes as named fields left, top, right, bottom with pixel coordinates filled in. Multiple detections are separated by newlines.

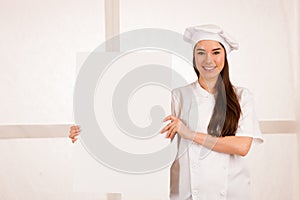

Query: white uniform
left=169, top=80, right=264, bottom=200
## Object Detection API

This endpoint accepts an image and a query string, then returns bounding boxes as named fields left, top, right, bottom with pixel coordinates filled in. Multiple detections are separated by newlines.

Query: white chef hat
left=183, top=24, right=239, bottom=54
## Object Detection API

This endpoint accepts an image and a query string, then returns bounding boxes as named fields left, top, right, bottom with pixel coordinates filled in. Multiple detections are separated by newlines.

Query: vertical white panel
left=73, top=51, right=173, bottom=199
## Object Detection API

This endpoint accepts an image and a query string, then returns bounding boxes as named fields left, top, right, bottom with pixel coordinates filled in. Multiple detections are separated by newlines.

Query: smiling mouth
left=203, top=66, right=217, bottom=71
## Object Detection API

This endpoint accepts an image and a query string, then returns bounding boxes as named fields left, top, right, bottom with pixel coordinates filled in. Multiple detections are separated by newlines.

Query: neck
left=198, top=76, right=218, bottom=94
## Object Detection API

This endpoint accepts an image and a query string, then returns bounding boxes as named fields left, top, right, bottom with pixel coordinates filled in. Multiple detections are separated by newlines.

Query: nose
left=204, top=53, right=214, bottom=64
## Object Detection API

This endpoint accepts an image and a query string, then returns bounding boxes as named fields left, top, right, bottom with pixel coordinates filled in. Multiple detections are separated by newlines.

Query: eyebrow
left=196, top=48, right=222, bottom=51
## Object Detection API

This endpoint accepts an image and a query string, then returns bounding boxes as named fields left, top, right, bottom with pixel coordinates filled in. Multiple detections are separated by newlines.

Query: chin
left=200, top=72, right=220, bottom=80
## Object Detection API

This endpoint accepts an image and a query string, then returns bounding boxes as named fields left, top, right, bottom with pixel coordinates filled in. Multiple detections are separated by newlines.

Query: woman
left=69, top=24, right=263, bottom=200
left=161, top=24, right=263, bottom=200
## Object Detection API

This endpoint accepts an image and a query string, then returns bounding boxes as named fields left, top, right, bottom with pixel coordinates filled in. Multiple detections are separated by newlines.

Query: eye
left=213, top=51, right=220, bottom=55
left=197, top=52, right=205, bottom=55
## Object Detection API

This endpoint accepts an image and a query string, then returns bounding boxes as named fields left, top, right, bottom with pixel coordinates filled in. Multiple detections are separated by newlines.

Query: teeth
left=203, top=66, right=216, bottom=71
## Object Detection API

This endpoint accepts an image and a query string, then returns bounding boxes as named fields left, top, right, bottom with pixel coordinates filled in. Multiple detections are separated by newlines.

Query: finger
left=69, top=133, right=79, bottom=139
left=170, top=123, right=179, bottom=138
left=166, top=124, right=177, bottom=138
left=168, top=126, right=178, bottom=139
left=163, top=115, right=177, bottom=122
left=69, top=130, right=79, bottom=136
left=70, top=128, right=79, bottom=133
left=70, top=125, right=77, bottom=130
left=160, top=121, right=176, bottom=133
left=163, top=115, right=171, bottom=122
left=69, top=132, right=80, bottom=137
left=69, top=128, right=77, bottom=133
left=70, top=129, right=79, bottom=133
left=72, top=138, right=78, bottom=143
left=70, top=125, right=81, bottom=130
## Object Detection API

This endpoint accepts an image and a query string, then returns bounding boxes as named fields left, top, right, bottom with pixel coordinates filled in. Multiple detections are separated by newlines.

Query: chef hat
left=183, top=24, right=239, bottom=54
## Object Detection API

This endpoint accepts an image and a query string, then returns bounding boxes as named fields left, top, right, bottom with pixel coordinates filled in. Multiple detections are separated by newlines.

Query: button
left=192, top=190, right=199, bottom=195
left=190, top=162, right=198, bottom=168
left=220, top=190, right=226, bottom=196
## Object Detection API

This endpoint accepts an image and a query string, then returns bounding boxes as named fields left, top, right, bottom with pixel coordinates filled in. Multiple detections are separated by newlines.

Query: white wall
left=0, top=0, right=105, bottom=124
left=120, top=0, right=298, bottom=121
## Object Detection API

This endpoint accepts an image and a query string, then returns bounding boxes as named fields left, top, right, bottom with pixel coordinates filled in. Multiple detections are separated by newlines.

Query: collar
left=192, top=80, right=215, bottom=98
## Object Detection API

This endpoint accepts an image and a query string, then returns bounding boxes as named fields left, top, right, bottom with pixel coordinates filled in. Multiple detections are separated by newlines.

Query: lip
left=202, top=66, right=217, bottom=71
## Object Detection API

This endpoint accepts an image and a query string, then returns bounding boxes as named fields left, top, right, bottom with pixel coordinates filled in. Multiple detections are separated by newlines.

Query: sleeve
left=171, top=89, right=181, bottom=118
left=235, top=88, right=264, bottom=145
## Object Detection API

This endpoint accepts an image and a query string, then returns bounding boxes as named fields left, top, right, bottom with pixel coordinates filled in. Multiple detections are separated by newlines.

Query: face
left=194, top=40, right=225, bottom=80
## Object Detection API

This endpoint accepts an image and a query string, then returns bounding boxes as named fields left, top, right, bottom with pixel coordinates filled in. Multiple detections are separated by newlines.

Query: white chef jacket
left=169, top=80, right=264, bottom=200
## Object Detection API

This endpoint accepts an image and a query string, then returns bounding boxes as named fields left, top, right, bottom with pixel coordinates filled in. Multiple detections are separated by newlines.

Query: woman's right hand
left=69, top=125, right=80, bottom=143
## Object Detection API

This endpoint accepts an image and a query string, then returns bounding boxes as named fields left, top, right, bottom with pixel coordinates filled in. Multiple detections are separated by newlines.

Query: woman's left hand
left=160, top=115, right=195, bottom=140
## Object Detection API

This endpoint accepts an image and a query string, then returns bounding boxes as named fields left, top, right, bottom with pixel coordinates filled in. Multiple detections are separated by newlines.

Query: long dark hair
left=193, top=44, right=241, bottom=137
